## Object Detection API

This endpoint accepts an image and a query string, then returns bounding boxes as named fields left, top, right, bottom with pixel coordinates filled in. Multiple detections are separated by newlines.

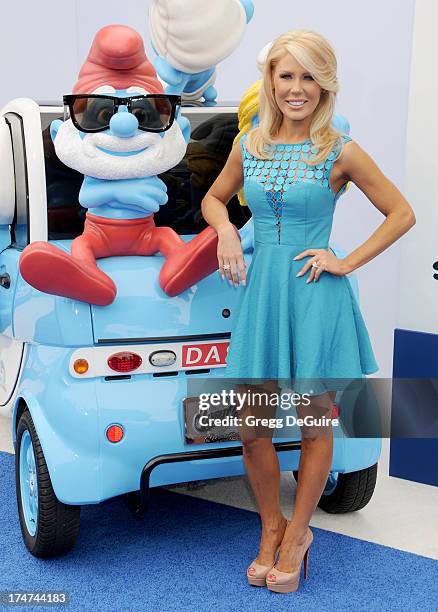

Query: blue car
left=0, top=98, right=381, bottom=557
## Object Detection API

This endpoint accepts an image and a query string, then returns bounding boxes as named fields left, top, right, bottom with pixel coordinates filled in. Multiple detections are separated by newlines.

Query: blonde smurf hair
left=233, top=79, right=262, bottom=205
left=246, top=29, right=342, bottom=165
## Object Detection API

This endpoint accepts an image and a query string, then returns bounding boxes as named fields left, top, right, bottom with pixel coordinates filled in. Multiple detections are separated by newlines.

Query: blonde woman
left=201, top=30, right=415, bottom=593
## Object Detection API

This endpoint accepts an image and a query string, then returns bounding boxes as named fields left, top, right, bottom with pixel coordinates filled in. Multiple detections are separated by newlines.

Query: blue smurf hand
left=175, top=108, right=191, bottom=143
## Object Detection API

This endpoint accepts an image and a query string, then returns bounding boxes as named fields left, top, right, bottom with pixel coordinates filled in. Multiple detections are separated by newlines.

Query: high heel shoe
left=266, top=528, right=313, bottom=594
left=247, top=519, right=289, bottom=587
left=247, top=547, right=280, bottom=587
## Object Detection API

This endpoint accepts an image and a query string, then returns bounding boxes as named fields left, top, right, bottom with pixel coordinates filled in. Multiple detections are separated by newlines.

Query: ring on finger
left=223, top=264, right=231, bottom=270
left=312, top=261, right=320, bottom=269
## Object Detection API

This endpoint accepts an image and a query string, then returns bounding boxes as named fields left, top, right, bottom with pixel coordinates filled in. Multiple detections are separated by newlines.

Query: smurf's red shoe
left=19, top=242, right=117, bottom=306
left=159, top=226, right=219, bottom=296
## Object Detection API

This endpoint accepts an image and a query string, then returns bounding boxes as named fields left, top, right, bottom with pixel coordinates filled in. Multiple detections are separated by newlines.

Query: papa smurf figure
left=19, top=25, right=222, bottom=305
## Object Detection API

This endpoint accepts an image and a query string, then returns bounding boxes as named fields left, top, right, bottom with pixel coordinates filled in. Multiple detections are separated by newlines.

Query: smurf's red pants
left=19, top=213, right=219, bottom=305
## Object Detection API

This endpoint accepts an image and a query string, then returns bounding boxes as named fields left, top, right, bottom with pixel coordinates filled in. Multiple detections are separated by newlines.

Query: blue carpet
left=0, top=451, right=437, bottom=612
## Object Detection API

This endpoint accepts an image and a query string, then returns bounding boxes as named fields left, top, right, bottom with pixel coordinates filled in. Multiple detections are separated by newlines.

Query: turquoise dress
left=225, top=134, right=378, bottom=394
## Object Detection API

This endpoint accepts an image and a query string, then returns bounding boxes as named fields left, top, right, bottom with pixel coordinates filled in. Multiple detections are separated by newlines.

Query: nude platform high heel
left=266, top=528, right=313, bottom=594
left=247, top=547, right=280, bottom=587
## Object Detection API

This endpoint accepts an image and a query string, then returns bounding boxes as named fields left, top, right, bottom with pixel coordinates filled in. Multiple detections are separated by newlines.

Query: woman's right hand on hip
left=217, top=222, right=247, bottom=287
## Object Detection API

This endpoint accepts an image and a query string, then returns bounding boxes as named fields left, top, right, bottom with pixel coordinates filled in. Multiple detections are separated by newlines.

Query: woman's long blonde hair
left=246, top=30, right=342, bottom=165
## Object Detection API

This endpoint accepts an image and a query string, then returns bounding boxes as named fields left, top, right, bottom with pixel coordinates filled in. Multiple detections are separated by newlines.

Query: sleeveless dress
left=224, top=134, right=379, bottom=395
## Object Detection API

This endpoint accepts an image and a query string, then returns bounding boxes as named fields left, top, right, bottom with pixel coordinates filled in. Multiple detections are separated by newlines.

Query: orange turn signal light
left=73, top=358, right=89, bottom=374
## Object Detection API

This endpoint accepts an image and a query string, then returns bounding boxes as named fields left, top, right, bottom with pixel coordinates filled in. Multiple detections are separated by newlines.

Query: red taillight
left=106, top=424, right=124, bottom=443
left=107, top=352, right=142, bottom=373
left=332, top=404, right=340, bottom=418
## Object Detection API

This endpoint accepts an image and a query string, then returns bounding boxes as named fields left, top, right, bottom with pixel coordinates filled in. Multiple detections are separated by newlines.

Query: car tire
left=293, top=463, right=378, bottom=513
left=15, top=410, right=81, bottom=557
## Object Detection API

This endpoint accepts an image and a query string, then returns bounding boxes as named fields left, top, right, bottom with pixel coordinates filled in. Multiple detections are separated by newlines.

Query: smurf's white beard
left=53, top=119, right=187, bottom=180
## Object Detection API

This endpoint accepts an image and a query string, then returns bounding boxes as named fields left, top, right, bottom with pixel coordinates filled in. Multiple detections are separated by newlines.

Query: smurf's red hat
left=73, top=24, right=164, bottom=94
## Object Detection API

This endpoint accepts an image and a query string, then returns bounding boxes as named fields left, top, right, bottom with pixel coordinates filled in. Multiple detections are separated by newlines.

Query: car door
left=0, top=99, right=47, bottom=412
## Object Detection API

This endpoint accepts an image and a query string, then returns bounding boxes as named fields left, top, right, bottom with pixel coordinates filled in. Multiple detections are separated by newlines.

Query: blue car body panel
left=9, top=237, right=381, bottom=505
left=10, top=334, right=380, bottom=505
left=89, top=249, right=250, bottom=343
left=0, top=248, right=20, bottom=338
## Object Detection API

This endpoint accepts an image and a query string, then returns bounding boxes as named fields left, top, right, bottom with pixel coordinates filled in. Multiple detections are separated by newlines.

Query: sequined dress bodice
left=241, top=134, right=351, bottom=248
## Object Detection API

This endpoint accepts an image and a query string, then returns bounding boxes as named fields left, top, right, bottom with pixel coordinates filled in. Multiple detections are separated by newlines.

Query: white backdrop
left=397, top=0, right=438, bottom=336
left=0, top=0, right=416, bottom=376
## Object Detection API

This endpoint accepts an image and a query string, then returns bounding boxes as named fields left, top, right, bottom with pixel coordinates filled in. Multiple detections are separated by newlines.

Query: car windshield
left=42, top=108, right=251, bottom=239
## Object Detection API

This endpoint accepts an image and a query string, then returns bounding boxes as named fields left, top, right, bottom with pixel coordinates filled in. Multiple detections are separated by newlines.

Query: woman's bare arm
left=201, top=141, right=247, bottom=286
left=201, top=141, right=244, bottom=232
left=295, top=141, right=416, bottom=282
left=340, top=141, right=416, bottom=273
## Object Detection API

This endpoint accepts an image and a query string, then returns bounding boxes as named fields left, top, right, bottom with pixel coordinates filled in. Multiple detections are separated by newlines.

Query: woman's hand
left=217, top=223, right=247, bottom=287
left=293, top=248, right=352, bottom=283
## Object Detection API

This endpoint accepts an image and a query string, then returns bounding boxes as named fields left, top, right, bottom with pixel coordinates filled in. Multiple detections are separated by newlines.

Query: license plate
left=182, top=341, right=229, bottom=369
left=183, top=396, right=241, bottom=444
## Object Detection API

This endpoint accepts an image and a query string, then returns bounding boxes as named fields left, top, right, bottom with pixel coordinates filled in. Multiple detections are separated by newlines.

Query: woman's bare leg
left=239, top=382, right=287, bottom=566
left=243, top=438, right=287, bottom=566
left=275, top=390, right=336, bottom=573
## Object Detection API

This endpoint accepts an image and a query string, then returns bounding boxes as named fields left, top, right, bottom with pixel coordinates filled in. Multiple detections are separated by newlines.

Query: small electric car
left=0, top=98, right=381, bottom=557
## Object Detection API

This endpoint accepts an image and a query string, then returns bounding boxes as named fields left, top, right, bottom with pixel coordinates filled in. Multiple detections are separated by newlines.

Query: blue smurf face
left=50, top=86, right=191, bottom=180
left=76, top=88, right=166, bottom=144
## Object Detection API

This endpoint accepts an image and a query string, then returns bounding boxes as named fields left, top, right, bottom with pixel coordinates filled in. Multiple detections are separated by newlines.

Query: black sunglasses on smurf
left=63, top=93, right=181, bottom=134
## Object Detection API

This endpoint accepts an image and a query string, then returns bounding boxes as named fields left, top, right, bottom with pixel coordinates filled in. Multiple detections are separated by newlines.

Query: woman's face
left=272, top=53, right=322, bottom=124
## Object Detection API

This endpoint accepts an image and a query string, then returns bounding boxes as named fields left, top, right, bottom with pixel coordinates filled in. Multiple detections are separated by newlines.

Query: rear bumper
left=134, top=440, right=302, bottom=514
left=15, top=344, right=381, bottom=505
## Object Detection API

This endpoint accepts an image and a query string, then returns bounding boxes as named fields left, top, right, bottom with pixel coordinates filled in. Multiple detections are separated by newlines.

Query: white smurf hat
left=148, top=0, right=248, bottom=74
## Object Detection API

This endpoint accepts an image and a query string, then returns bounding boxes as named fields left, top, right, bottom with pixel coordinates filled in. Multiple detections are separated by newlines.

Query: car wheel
left=293, top=463, right=378, bottom=513
left=15, top=410, right=81, bottom=557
